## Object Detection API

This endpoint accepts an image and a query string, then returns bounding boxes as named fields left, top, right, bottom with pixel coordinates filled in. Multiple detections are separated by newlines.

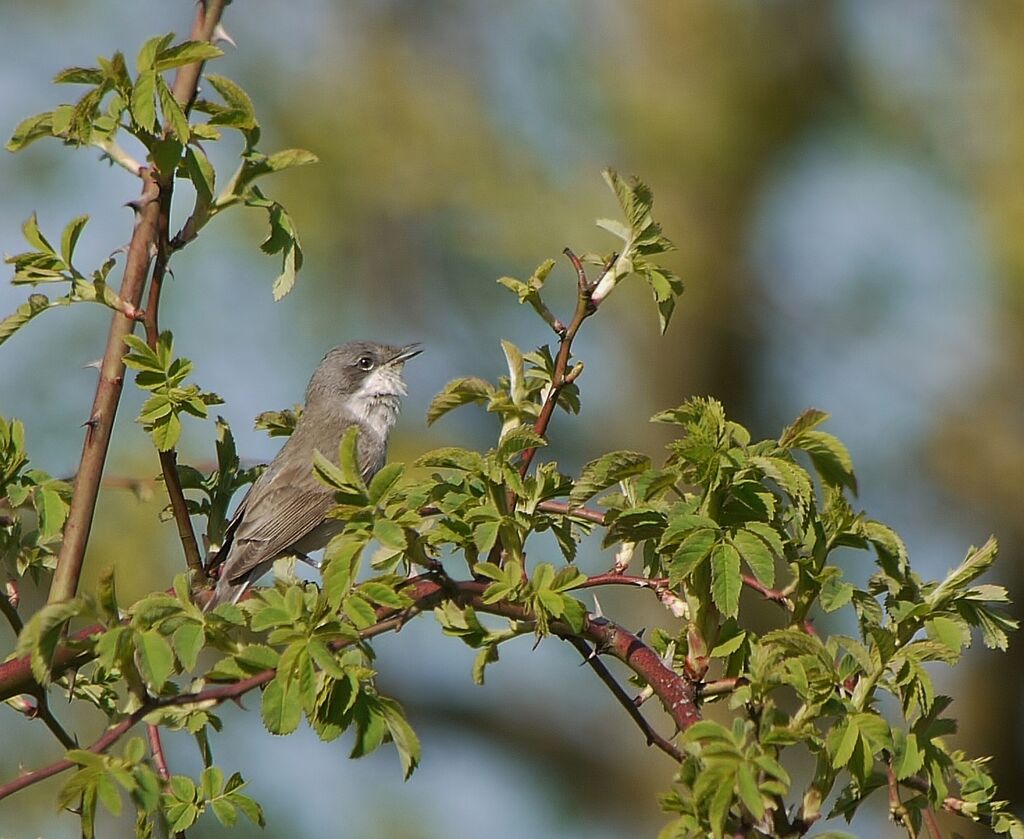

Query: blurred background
left=1, top=1, right=1022, bottom=836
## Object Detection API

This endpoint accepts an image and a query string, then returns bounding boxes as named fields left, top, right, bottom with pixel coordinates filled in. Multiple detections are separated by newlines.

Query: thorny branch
left=47, top=0, right=227, bottom=605
left=567, top=635, right=683, bottom=762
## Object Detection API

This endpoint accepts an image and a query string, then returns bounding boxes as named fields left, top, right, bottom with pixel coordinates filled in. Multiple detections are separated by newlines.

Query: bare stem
left=47, top=0, right=227, bottom=604
left=567, top=636, right=683, bottom=762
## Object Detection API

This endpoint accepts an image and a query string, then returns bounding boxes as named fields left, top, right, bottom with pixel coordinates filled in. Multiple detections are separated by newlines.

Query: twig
left=700, top=677, right=746, bottom=698
left=887, top=760, right=915, bottom=838
left=92, top=138, right=143, bottom=177
left=566, top=636, right=683, bottom=762
left=516, top=248, right=597, bottom=480
left=34, top=693, right=78, bottom=750
left=47, top=0, right=228, bottom=604
left=141, top=143, right=204, bottom=580
left=147, top=724, right=171, bottom=781
left=536, top=499, right=605, bottom=524
left=0, top=590, right=23, bottom=635
left=922, top=807, right=943, bottom=839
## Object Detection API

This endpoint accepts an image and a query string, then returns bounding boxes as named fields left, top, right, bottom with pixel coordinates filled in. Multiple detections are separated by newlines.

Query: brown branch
left=922, top=807, right=943, bottom=839
left=147, top=724, right=186, bottom=838
left=566, top=635, right=683, bottom=762
left=0, top=589, right=23, bottom=635
left=0, top=575, right=701, bottom=795
left=516, top=248, right=596, bottom=480
left=47, top=0, right=228, bottom=604
left=147, top=724, right=171, bottom=781
left=887, top=761, right=915, bottom=838
left=142, top=133, right=204, bottom=581
left=700, top=677, right=746, bottom=698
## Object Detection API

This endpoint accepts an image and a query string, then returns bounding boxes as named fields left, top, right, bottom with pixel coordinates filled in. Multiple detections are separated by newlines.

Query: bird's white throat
left=348, top=365, right=406, bottom=436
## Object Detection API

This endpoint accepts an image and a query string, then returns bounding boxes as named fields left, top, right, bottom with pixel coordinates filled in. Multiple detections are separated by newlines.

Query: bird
left=204, top=340, right=421, bottom=608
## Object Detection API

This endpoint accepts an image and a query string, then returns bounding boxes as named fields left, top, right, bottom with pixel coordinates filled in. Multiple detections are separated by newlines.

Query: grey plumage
left=205, top=340, right=420, bottom=608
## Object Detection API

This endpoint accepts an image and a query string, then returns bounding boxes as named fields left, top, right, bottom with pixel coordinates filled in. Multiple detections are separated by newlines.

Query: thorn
left=83, top=358, right=102, bottom=370
left=82, top=415, right=100, bottom=430
left=591, top=592, right=604, bottom=618
left=635, top=627, right=647, bottom=639
left=212, top=21, right=237, bottom=47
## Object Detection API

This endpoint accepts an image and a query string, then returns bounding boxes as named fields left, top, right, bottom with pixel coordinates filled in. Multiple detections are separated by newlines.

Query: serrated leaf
left=343, top=594, right=377, bottom=629
left=261, top=676, right=301, bottom=735
left=359, top=581, right=412, bottom=609
left=426, top=377, right=494, bottom=425
left=415, top=447, right=483, bottom=472
left=16, top=599, right=82, bottom=685
left=372, top=519, right=407, bottom=551
left=498, top=425, right=546, bottom=457
left=731, top=528, right=775, bottom=588
left=172, top=622, right=204, bottom=671
left=796, top=430, right=857, bottom=493
left=59, top=215, right=89, bottom=266
left=669, top=529, right=716, bottom=585
left=710, top=542, right=741, bottom=618
left=569, top=450, right=650, bottom=507
left=131, top=69, right=157, bottom=133
left=155, top=41, right=223, bottom=72
left=367, top=463, right=404, bottom=504
left=137, top=629, right=174, bottom=690
left=377, top=696, right=421, bottom=779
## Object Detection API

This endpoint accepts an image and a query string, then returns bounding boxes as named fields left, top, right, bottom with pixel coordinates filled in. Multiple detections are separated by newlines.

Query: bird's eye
left=357, top=355, right=374, bottom=371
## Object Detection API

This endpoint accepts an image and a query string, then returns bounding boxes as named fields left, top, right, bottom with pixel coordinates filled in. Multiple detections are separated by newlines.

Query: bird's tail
left=203, top=572, right=252, bottom=612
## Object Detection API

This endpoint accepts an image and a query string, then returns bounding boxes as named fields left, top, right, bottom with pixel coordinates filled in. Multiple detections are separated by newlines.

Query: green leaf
left=59, top=215, right=89, bottom=266
left=498, top=425, right=547, bottom=457
left=832, top=718, right=860, bottom=769
left=155, top=40, right=223, bottom=72
left=415, top=447, right=484, bottom=472
left=0, top=294, right=54, bottom=346
left=172, top=622, right=205, bottom=671
left=372, top=519, right=407, bottom=551
left=343, top=594, right=377, bottom=629
left=367, top=463, right=404, bottom=504
left=710, top=542, right=741, bottom=618
left=37, top=486, right=68, bottom=539
left=322, top=536, right=364, bottom=609
left=157, top=76, right=190, bottom=143
left=137, top=629, right=174, bottom=689
left=569, top=450, right=651, bottom=507
left=377, top=696, right=421, bottom=779
left=131, top=69, right=157, bottom=133
left=7, top=111, right=55, bottom=151
left=16, top=599, right=83, bottom=685
left=731, top=528, right=775, bottom=588
left=669, top=529, right=716, bottom=585
left=136, top=33, right=175, bottom=72
left=795, top=430, right=857, bottom=493
left=359, top=581, right=412, bottom=610
left=427, top=377, right=495, bottom=425
left=261, top=676, right=302, bottom=735
left=151, top=411, right=182, bottom=451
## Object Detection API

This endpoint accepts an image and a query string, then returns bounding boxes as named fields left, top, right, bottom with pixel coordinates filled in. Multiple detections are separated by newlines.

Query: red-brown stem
left=47, top=0, right=227, bottom=604
left=566, top=635, right=683, bottom=762
left=516, top=248, right=596, bottom=485
left=48, top=170, right=162, bottom=604
left=0, top=574, right=699, bottom=804
left=142, top=135, right=204, bottom=581
left=922, top=807, right=943, bottom=839
left=147, top=724, right=171, bottom=781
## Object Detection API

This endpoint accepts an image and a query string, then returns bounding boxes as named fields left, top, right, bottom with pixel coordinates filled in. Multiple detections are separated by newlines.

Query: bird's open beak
left=390, top=343, right=423, bottom=364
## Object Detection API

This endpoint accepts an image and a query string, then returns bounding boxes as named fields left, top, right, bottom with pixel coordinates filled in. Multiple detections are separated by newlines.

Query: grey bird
left=205, top=340, right=421, bottom=608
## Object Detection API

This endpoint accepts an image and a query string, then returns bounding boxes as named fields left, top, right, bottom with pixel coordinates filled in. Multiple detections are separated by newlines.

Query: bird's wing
left=217, top=418, right=382, bottom=584
left=219, top=438, right=335, bottom=582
